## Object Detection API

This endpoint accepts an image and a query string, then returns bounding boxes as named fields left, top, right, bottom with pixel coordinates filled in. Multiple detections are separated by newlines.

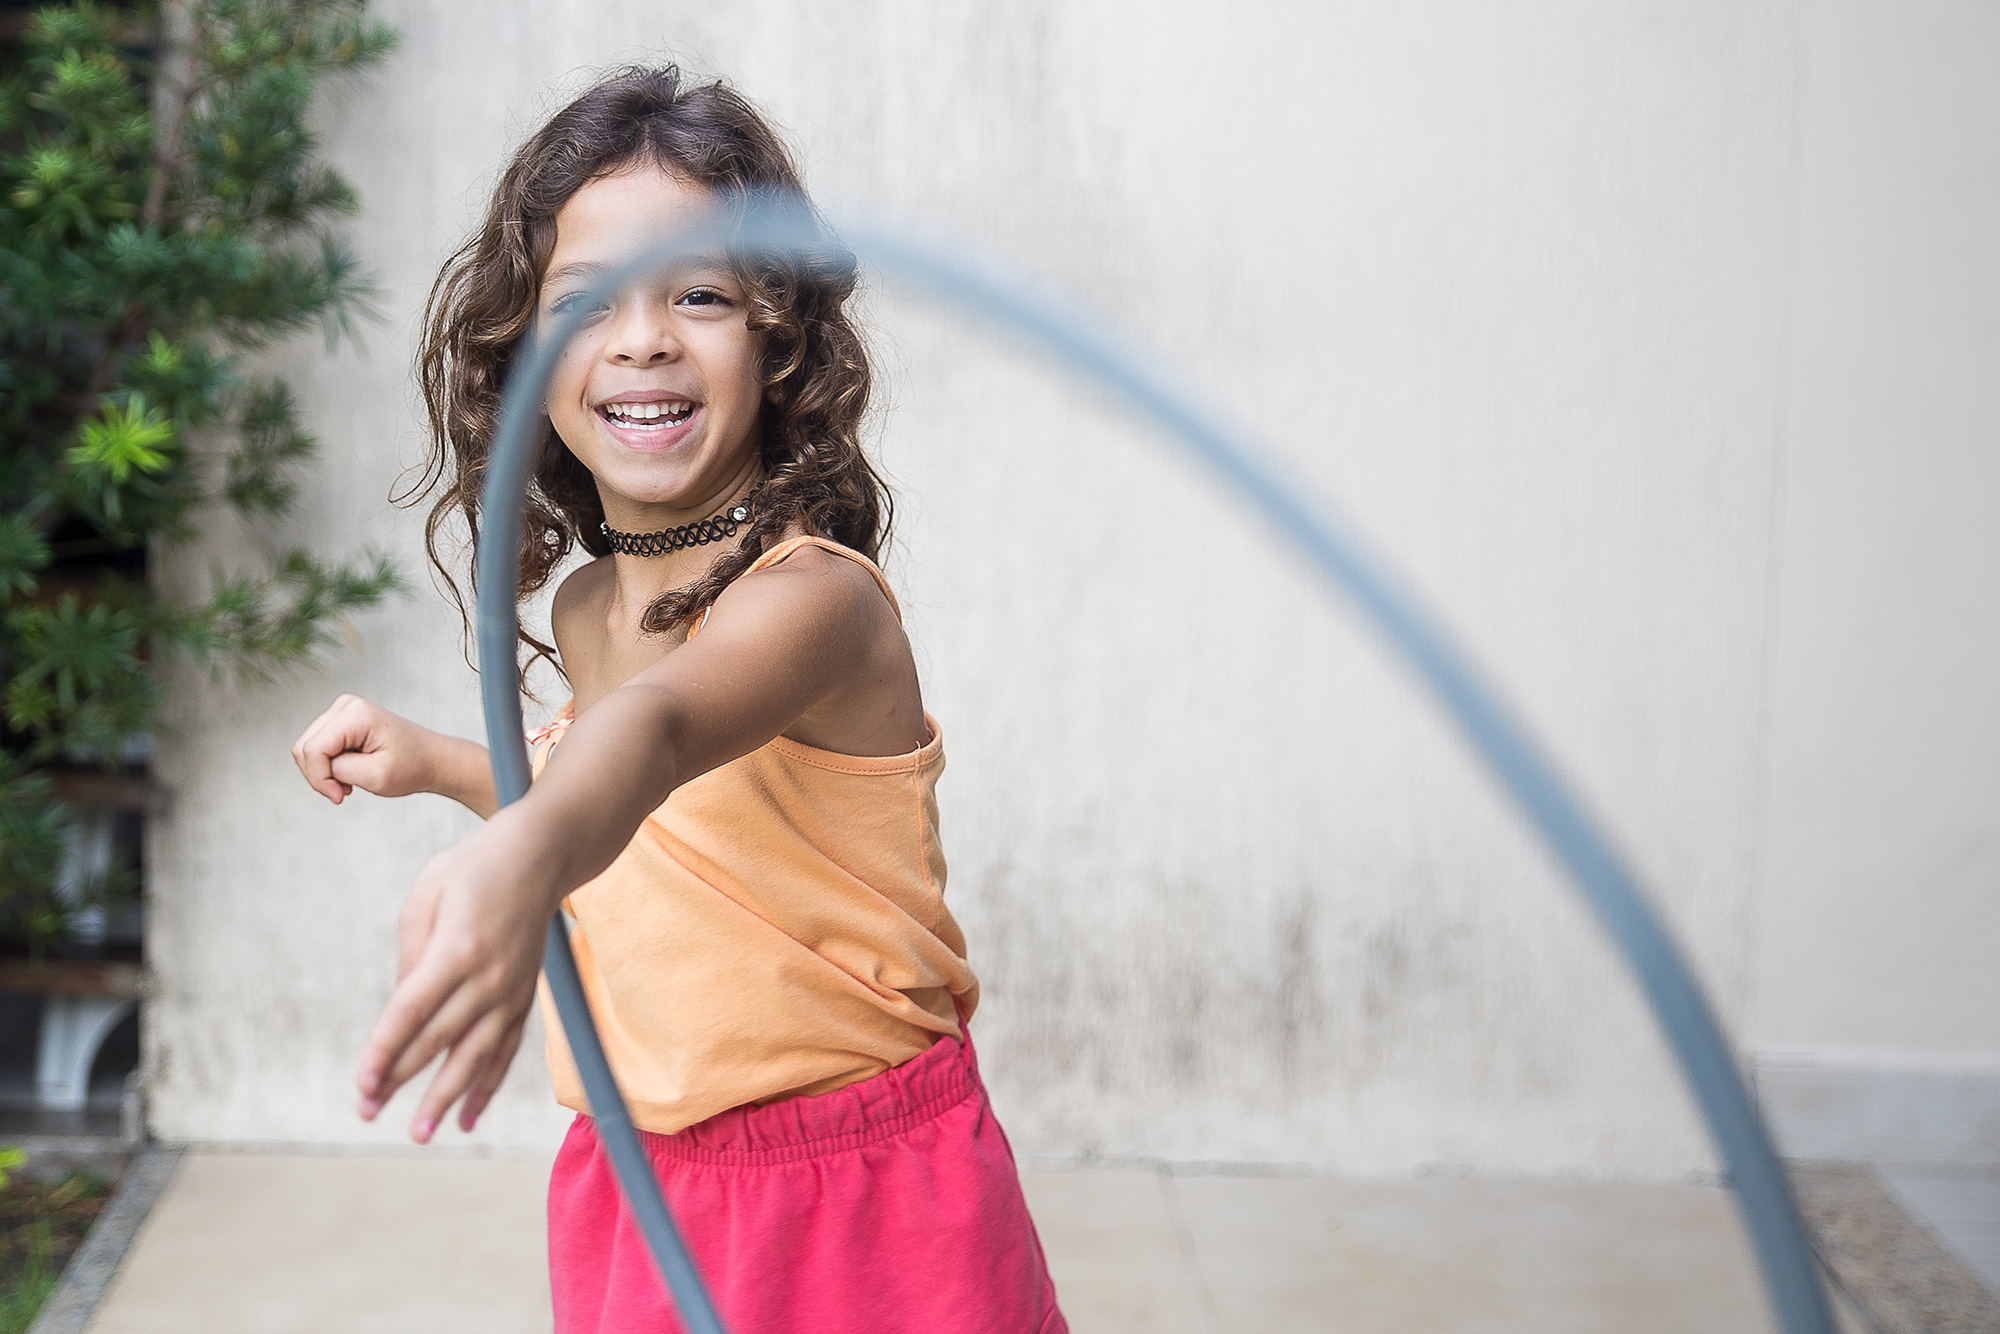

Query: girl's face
left=537, top=166, right=765, bottom=522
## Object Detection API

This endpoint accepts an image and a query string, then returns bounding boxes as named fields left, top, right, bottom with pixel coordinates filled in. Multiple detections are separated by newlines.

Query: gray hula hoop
left=474, top=206, right=1834, bottom=1334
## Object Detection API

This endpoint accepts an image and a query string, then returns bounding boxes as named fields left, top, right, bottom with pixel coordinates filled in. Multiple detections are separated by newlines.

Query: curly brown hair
left=401, top=65, right=887, bottom=685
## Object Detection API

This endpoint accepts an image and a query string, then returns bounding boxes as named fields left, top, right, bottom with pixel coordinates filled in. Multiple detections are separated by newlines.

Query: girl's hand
left=291, top=695, right=497, bottom=817
left=292, top=695, right=440, bottom=802
left=356, top=813, right=557, bottom=1141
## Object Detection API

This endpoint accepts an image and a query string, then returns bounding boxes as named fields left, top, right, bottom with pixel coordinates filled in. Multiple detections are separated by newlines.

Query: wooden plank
left=48, top=773, right=166, bottom=815
left=0, top=959, right=145, bottom=999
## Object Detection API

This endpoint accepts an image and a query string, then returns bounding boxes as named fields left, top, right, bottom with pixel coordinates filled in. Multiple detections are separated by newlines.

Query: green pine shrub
left=0, top=1, right=401, bottom=954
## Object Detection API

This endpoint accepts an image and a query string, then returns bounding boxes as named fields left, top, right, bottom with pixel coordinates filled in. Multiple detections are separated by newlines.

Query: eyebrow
left=542, top=254, right=735, bottom=294
left=543, top=260, right=608, bottom=290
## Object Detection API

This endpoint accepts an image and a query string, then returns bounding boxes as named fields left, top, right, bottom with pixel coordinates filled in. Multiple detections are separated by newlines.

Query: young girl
left=290, top=67, right=1066, bottom=1334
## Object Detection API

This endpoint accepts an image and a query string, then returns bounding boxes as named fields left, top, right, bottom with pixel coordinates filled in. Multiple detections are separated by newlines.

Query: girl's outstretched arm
left=291, top=694, right=499, bottom=818
left=356, top=550, right=907, bottom=1140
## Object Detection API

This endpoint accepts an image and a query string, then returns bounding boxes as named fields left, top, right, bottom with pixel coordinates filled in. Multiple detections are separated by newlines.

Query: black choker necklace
left=601, top=488, right=759, bottom=557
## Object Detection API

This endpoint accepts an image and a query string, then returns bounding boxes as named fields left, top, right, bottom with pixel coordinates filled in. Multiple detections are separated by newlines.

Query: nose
left=602, top=293, right=680, bottom=367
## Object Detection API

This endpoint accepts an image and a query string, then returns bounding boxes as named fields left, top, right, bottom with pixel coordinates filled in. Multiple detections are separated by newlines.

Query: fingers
left=360, top=895, right=534, bottom=1122
left=354, top=820, right=555, bottom=1141
left=378, top=960, right=502, bottom=1098
left=358, top=970, right=530, bottom=1143
left=328, top=748, right=395, bottom=795
left=356, top=945, right=465, bottom=1110
left=456, top=1020, right=526, bottom=1134
left=412, top=1008, right=525, bottom=1142
left=357, top=983, right=529, bottom=1143
left=291, top=694, right=364, bottom=803
left=291, top=695, right=353, bottom=759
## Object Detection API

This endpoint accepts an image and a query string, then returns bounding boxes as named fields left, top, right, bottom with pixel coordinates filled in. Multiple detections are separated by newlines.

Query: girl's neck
left=599, top=456, right=764, bottom=622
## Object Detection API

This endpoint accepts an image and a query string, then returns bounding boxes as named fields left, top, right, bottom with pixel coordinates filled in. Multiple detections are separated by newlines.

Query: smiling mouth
left=597, top=399, right=697, bottom=431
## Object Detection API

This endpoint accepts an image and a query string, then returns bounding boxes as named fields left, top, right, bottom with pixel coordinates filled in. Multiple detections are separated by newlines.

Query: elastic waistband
left=632, top=1033, right=979, bottom=1166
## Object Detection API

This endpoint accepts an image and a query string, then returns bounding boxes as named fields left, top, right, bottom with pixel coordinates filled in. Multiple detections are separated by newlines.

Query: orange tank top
left=528, top=536, right=977, bottom=1135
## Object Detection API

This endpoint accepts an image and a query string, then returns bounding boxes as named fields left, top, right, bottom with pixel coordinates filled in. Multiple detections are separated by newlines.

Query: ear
left=764, top=383, right=783, bottom=405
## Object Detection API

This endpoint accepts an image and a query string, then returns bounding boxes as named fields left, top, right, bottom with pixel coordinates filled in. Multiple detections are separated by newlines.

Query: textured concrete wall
left=1748, top=0, right=2000, bottom=1161
left=148, top=1, right=1808, bottom=1174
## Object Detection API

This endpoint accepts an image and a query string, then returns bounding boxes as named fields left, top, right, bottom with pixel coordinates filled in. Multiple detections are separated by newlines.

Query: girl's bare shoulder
left=723, top=541, right=893, bottom=629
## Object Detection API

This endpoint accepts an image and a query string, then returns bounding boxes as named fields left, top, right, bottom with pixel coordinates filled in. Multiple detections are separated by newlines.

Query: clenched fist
left=291, top=694, right=497, bottom=817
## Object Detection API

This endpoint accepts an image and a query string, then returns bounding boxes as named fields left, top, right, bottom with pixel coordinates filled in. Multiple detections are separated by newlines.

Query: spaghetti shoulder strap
left=685, top=536, right=901, bottom=641
left=746, top=535, right=903, bottom=622
left=526, top=697, right=577, bottom=746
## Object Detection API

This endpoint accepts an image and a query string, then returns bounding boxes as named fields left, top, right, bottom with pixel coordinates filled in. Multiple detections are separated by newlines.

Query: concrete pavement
left=77, top=1150, right=1869, bottom=1333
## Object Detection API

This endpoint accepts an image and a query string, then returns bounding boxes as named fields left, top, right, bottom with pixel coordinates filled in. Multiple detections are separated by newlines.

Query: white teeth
left=603, top=401, right=693, bottom=427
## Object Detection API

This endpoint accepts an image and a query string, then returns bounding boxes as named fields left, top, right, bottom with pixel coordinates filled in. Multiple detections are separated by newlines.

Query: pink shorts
left=547, top=1028, right=1067, bottom=1334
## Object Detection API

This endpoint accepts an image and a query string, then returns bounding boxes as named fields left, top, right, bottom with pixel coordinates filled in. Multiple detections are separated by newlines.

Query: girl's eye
left=550, top=291, right=610, bottom=317
left=678, top=287, right=730, bottom=309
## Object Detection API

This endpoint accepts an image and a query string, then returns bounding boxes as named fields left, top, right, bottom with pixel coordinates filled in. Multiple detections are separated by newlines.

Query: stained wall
left=143, top=1, right=1966, bottom=1177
